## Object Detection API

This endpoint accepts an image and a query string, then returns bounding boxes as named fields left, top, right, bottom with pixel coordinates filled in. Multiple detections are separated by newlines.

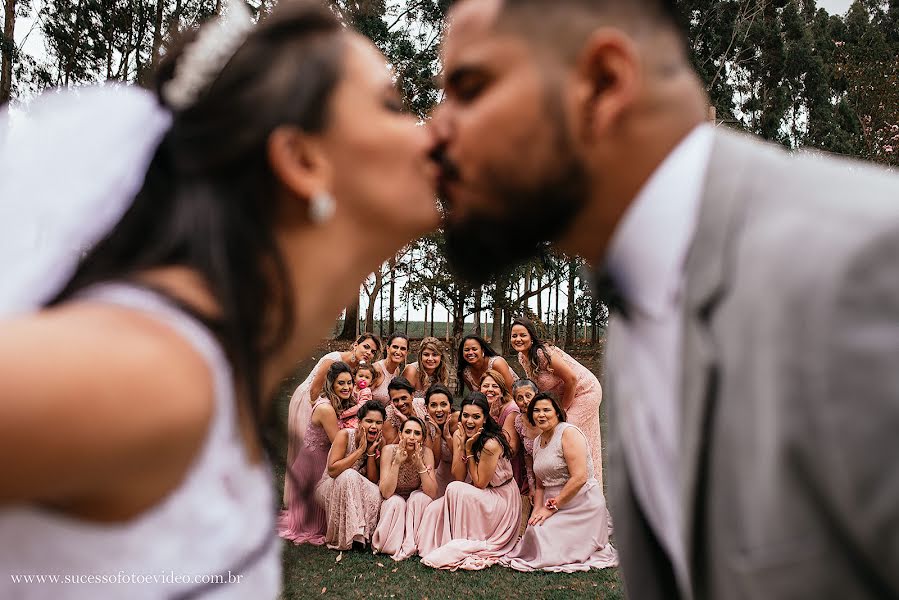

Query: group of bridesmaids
left=278, top=318, right=618, bottom=572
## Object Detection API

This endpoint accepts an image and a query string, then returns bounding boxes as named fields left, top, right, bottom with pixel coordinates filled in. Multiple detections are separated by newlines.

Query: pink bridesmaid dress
left=284, top=350, right=341, bottom=505
left=372, top=455, right=434, bottom=561
left=425, top=427, right=454, bottom=498
left=518, top=346, right=605, bottom=489
left=277, top=397, right=332, bottom=545
left=498, top=401, right=528, bottom=494
left=416, top=454, right=521, bottom=570
left=502, top=422, right=618, bottom=572
left=514, top=413, right=538, bottom=494
left=314, top=430, right=383, bottom=550
left=370, top=358, right=400, bottom=406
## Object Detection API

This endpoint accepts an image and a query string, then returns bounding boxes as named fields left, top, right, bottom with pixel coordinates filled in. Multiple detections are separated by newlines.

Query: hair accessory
left=162, top=0, right=254, bottom=111
left=309, top=192, right=336, bottom=224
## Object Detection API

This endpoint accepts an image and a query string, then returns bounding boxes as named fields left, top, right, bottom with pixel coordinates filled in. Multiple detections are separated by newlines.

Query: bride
left=0, top=1, right=438, bottom=597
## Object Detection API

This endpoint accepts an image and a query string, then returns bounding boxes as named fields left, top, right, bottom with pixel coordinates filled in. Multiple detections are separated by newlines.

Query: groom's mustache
left=429, top=143, right=461, bottom=199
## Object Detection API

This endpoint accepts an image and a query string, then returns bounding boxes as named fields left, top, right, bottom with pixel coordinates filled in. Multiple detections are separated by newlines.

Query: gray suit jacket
left=605, top=129, right=899, bottom=600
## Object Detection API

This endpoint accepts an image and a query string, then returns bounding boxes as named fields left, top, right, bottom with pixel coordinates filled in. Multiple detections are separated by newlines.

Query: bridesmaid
left=416, top=393, right=521, bottom=571
left=502, top=393, right=618, bottom=572
left=284, top=332, right=380, bottom=505
left=315, top=400, right=385, bottom=550
left=279, top=361, right=356, bottom=545
left=372, top=417, right=437, bottom=560
left=422, top=383, right=458, bottom=497
left=510, top=317, right=606, bottom=489
left=402, top=336, right=451, bottom=398
left=511, top=379, right=540, bottom=498
left=370, top=333, right=409, bottom=405
left=479, top=369, right=519, bottom=439
left=455, top=335, right=517, bottom=397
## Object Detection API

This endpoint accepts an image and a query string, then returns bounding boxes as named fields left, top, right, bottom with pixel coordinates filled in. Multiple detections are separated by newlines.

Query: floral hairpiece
left=162, top=0, right=254, bottom=111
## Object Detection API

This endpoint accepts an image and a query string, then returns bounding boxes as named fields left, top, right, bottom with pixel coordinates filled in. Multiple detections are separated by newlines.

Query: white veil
left=0, top=85, right=172, bottom=317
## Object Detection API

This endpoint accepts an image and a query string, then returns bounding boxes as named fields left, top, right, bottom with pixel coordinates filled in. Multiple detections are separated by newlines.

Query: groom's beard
left=442, top=153, right=590, bottom=286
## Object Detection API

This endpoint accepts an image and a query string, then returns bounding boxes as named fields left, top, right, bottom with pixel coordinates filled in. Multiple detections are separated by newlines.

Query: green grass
left=274, top=341, right=621, bottom=600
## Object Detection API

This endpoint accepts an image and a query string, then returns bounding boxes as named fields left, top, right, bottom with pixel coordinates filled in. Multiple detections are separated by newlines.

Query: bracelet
left=417, top=466, right=432, bottom=475
left=366, top=453, right=377, bottom=457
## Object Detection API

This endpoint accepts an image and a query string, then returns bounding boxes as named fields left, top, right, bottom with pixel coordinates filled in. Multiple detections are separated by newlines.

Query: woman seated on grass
left=372, top=417, right=437, bottom=561
left=416, top=393, right=521, bottom=570
left=501, top=393, right=617, bottom=573
left=315, top=400, right=385, bottom=550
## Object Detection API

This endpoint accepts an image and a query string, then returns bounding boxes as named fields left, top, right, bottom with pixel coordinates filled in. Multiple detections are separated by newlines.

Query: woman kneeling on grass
left=372, top=417, right=437, bottom=560
left=315, top=400, right=385, bottom=550
left=501, top=393, right=617, bottom=572
left=416, top=393, right=521, bottom=570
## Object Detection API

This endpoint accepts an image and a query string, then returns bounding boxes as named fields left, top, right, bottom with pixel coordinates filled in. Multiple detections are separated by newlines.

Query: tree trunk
left=378, top=281, right=385, bottom=338
left=337, top=295, right=360, bottom=340
left=554, top=275, right=561, bottom=342
left=564, top=259, right=577, bottom=349
left=423, top=303, right=428, bottom=337
left=388, top=257, right=396, bottom=334
left=150, top=0, right=164, bottom=71
left=473, top=286, right=482, bottom=336
left=429, top=296, right=435, bottom=337
left=490, top=281, right=503, bottom=352
left=501, top=308, right=512, bottom=356
left=536, top=271, right=542, bottom=323
left=0, top=0, right=15, bottom=104
left=403, top=283, right=410, bottom=335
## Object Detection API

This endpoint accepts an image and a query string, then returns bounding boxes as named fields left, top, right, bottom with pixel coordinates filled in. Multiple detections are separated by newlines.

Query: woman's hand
left=355, top=424, right=368, bottom=455
left=442, top=419, right=454, bottom=445
left=412, top=441, right=425, bottom=469
left=464, top=427, right=483, bottom=454
left=367, top=432, right=382, bottom=457
left=528, top=506, right=555, bottom=526
left=452, top=425, right=466, bottom=453
left=393, top=444, right=408, bottom=466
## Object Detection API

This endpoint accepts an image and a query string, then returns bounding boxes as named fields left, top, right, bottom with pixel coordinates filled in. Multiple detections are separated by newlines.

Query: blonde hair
left=416, top=336, right=450, bottom=391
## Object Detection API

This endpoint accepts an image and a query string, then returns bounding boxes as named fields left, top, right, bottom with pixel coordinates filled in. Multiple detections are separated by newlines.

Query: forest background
left=2, top=0, right=897, bottom=353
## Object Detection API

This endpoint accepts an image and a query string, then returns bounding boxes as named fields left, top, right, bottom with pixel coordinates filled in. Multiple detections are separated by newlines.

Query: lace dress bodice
left=304, top=398, right=334, bottom=451
left=533, top=422, right=594, bottom=488
left=394, top=457, right=422, bottom=499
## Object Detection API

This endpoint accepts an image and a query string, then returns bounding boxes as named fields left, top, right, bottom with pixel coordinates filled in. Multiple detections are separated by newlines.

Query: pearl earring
left=309, top=192, right=336, bottom=224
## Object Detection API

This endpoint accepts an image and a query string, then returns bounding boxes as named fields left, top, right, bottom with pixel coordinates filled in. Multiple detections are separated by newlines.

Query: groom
left=430, top=1, right=899, bottom=599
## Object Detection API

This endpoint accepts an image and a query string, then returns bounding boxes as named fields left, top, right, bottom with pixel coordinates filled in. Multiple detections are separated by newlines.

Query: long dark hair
left=512, top=317, right=553, bottom=376
left=321, top=361, right=355, bottom=413
left=50, top=2, right=344, bottom=462
left=460, top=392, right=511, bottom=461
left=455, top=334, right=497, bottom=395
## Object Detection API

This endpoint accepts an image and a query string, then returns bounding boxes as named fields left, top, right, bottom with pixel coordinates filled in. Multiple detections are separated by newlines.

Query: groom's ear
left=572, top=28, right=641, bottom=142
left=267, top=125, right=333, bottom=215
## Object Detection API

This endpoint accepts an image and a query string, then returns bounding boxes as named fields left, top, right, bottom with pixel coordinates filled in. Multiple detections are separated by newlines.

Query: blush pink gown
left=502, top=423, right=618, bottom=572
left=277, top=397, right=332, bottom=545
left=498, top=401, right=527, bottom=494
left=518, top=346, right=605, bottom=489
left=314, top=429, right=383, bottom=550
left=370, top=359, right=400, bottom=406
left=372, top=454, right=434, bottom=561
left=416, top=452, right=521, bottom=570
left=284, top=350, right=341, bottom=506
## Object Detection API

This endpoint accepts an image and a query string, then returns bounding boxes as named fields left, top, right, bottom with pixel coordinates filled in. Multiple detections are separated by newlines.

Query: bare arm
left=379, top=445, right=401, bottom=498
left=0, top=305, right=213, bottom=507
left=468, top=438, right=502, bottom=490
left=552, top=427, right=589, bottom=508
left=492, top=357, right=517, bottom=391
left=401, top=363, right=419, bottom=389
left=547, top=350, right=578, bottom=411
left=326, top=429, right=366, bottom=478
left=311, top=402, right=340, bottom=443
left=418, top=446, right=438, bottom=499
left=503, top=412, right=520, bottom=455
left=450, top=426, right=467, bottom=482
left=309, top=358, right=335, bottom=405
left=383, top=419, right=399, bottom=445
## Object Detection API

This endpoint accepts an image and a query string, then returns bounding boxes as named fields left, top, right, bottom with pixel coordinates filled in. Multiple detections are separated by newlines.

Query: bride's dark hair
left=52, top=0, right=343, bottom=457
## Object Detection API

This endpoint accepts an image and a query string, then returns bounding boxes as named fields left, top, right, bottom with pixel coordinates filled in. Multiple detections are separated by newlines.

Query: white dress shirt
left=605, top=124, right=714, bottom=588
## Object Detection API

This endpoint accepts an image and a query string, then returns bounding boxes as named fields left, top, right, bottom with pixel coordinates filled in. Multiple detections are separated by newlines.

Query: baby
left=338, top=363, right=375, bottom=429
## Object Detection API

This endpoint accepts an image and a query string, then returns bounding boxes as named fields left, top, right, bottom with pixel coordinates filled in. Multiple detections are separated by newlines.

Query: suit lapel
left=680, top=130, right=754, bottom=588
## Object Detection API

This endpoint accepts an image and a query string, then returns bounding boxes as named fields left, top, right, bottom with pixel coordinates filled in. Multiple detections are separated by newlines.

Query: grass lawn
left=273, top=341, right=622, bottom=599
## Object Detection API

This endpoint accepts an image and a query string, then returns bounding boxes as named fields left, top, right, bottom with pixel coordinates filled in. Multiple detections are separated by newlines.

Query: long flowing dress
left=314, top=430, right=383, bottom=550
left=370, top=358, right=400, bottom=406
left=372, top=455, right=433, bottom=561
left=278, top=397, right=333, bottom=545
left=502, top=423, right=618, bottom=572
left=285, top=350, right=341, bottom=505
left=462, top=356, right=519, bottom=419
left=416, top=452, right=521, bottom=570
left=518, top=346, right=605, bottom=489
